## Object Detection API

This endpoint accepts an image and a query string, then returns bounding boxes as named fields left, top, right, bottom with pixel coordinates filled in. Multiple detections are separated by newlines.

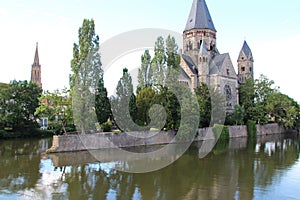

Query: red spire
left=33, top=42, right=39, bottom=66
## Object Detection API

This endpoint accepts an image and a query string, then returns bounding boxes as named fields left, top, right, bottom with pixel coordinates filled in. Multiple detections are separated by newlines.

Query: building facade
left=179, top=0, right=254, bottom=111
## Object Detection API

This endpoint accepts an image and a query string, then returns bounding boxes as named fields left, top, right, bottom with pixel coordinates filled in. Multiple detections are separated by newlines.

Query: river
left=0, top=134, right=300, bottom=200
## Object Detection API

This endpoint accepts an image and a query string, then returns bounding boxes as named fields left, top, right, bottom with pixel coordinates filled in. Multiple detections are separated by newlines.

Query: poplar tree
left=70, top=19, right=102, bottom=133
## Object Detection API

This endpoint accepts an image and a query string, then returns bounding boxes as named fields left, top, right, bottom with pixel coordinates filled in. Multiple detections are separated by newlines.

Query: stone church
left=179, top=0, right=254, bottom=111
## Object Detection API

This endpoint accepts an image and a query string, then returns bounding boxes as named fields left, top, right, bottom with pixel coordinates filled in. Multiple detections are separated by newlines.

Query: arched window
left=199, top=57, right=202, bottom=62
left=224, top=85, right=232, bottom=101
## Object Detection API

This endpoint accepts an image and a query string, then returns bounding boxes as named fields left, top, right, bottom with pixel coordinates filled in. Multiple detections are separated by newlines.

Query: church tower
left=31, top=42, right=42, bottom=88
left=183, top=0, right=217, bottom=67
left=237, top=41, right=254, bottom=84
left=198, top=39, right=209, bottom=83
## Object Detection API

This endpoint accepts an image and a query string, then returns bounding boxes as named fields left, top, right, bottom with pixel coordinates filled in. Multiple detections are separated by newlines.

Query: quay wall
left=47, top=123, right=286, bottom=153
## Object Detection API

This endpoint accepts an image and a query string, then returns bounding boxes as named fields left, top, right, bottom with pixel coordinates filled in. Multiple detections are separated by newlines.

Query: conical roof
left=33, top=42, right=40, bottom=66
left=239, top=41, right=253, bottom=60
left=185, top=0, right=216, bottom=32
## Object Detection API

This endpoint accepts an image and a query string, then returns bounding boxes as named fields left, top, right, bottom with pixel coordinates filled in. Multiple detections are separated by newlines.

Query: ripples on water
left=0, top=134, right=299, bottom=200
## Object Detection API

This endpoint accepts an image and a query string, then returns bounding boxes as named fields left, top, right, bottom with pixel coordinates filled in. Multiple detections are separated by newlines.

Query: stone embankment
left=47, top=123, right=286, bottom=153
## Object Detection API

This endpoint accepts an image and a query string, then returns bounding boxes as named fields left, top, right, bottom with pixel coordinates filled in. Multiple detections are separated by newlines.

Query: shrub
left=101, top=120, right=112, bottom=132
left=212, top=124, right=229, bottom=142
left=247, top=120, right=257, bottom=139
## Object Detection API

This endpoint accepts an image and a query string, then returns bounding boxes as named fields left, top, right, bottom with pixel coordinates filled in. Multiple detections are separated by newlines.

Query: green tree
left=232, top=105, right=245, bottom=125
left=70, top=19, right=101, bottom=134
left=35, top=89, right=73, bottom=133
left=240, top=75, right=276, bottom=125
left=137, top=50, right=152, bottom=89
left=266, top=92, right=300, bottom=129
left=95, top=78, right=111, bottom=125
left=239, top=78, right=255, bottom=122
left=111, top=68, right=137, bottom=131
left=0, top=80, right=42, bottom=130
left=151, top=36, right=166, bottom=87
left=195, top=83, right=211, bottom=128
left=136, top=87, right=157, bottom=126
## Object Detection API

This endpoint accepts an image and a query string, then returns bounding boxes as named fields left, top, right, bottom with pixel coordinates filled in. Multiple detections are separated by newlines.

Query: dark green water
left=0, top=135, right=300, bottom=200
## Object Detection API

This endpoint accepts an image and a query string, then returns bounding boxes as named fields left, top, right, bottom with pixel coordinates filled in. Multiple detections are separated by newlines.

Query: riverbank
left=0, top=129, right=53, bottom=139
left=47, top=123, right=290, bottom=153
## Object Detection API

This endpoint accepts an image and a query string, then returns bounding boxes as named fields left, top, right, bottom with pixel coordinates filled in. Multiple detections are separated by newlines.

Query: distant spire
left=31, top=42, right=42, bottom=88
left=199, top=39, right=208, bottom=55
left=34, top=42, right=39, bottom=66
left=185, top=0, right=216, bottom=32
left=239, top=40, right=253, bottom=60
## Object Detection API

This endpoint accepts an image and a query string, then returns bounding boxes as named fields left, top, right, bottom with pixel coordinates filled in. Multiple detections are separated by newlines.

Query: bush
left=247, top=120, right=257, bottom=139
left=212, top=124, right=229, bottom=142
left=101, top=121, right=112, bottom=132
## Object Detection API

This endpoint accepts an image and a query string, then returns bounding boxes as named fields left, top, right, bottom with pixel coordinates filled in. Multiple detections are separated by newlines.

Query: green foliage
left=95, top=78, right=111, bottom=124
left=137, top=50, right=153, bottom=89
left=0, top=128, right=53, bottom=139
left=111, top=68, right=137, bottom=131
left=247, top=120, right=257, bottom=139
left=212, top=124, right=229, bottom=142
left=232, top=105, right=245, bottom=125
left=136, top=87, right=158, bottom=126
left=0, top=80, right=42, bottom=131
left=69, top=19, right=102, bottom=134
left=101, top=120, right=112, bottom=132
left=194, top=83, right=211, bottom=128
left=150, top=35, right=181, bottom=89
left=266, top=92, right=300, bottom=129
left=35, top=89, right=73, bottom=134
left=239, top=75, right=300, bottom=130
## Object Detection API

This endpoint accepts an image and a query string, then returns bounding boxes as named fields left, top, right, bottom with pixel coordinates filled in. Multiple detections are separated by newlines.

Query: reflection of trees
left=0, top=138, right=51, bottom=192
left=47, top=136, right=300, bottom=200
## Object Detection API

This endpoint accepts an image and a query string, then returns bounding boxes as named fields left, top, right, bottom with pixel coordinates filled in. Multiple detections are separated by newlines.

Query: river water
left=0, top=134, right=300, bottom=200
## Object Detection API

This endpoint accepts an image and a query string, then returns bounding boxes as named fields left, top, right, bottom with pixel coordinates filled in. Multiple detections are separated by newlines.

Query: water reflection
left=0, top=135, right=300, bottom=200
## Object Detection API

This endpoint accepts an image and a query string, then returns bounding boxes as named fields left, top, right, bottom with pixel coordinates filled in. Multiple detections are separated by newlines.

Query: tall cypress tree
left=111, top=68, right=137, bottom=131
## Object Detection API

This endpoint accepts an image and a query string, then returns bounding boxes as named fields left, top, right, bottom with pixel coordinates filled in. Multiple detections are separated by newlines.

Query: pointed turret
left=31, top=42, right=42, bottom=88
left=238, top=41, right=254, bottom=84
left=238, top=41, right=253, bottom=61
left=185, top=0, right=216, bottom=32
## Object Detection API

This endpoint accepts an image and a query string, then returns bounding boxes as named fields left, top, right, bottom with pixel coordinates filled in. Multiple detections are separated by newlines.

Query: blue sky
left=0, top=0, right=300, bottom=100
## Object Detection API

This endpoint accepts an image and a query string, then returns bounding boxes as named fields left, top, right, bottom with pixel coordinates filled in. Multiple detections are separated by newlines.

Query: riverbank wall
left=47, top=123, right=286, bottom=153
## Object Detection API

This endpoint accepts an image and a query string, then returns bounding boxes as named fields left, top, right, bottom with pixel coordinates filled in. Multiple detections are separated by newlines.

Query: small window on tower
left=242, top=67, right=245, bottom=72
left=250, top=67, right=252, bottom=72
left=227, top=69, right=230, bottom=75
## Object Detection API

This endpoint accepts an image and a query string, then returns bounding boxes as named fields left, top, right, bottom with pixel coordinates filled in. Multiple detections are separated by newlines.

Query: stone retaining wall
left=48, top=123, right=287, bottom=153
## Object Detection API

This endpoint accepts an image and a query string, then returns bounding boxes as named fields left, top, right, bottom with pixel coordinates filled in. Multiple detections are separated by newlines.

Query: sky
left=0, top=0, right=300, bottom=101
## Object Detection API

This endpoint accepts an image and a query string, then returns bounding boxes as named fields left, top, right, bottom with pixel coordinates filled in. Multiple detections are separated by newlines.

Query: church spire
left=185, top=0, right=216, bottom=32
left=34, top=42, right=39, bottom=66
left=238, top=40, right=253, bottom=61
left=238, top=40, right=254, bottom=84
left=31, top=42, right=42, bottom=88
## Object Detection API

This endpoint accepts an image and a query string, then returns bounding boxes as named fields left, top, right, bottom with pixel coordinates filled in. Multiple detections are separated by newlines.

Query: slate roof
left=179, top=67, right=191, bottom=81
left=181, top=54, right=198, bottom=75
left=239, top=41, right=252, bottom=59
left=185, top=0, right=216, bottom=32
left=209, top=53, right=228, bottom=75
